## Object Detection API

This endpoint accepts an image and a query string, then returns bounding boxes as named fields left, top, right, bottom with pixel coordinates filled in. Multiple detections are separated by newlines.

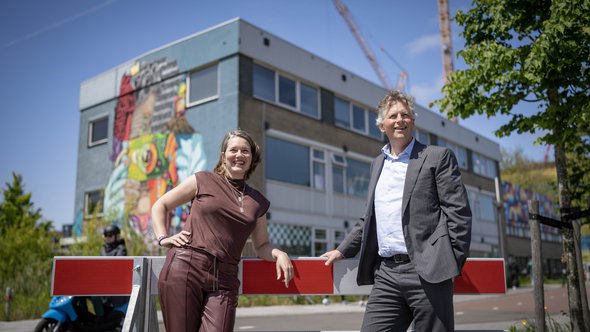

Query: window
left=88, top=117, right=108, bottom=147
left=479, top=194, right=496, bottom=222
left=368, top=111, right=382, bottom=139
left=300, top=83, right=319, bottom=117
left=352, top=105, right=366, bottom=132
left=436, top=138, right=468, bottom=170
left=278, top=75, right=297, bottom=108
left=312, top=149, right=326, bottom=191
left=268, top=223, right=311, bottom=256
left=313, top=228, right=328, bottom=256
left=334, top=230, right=346, bottom=249
left=473, top=152, right=497, bottom=178
left=415, top=128, right=430, bottom=145
left=253, top=64, right=275, bottom=101
left=332, top=154, right=346, bottom=194
left=346, top=158, right=370, bottom=197
left=266, top=137, right=310, bottom=186
left=334, top=97, right=350, bottom=127
left=188, top=64, right=218, bottom=105
left=253, top=64, right=319, bottom=118
left=84, top=190, right=103, bottom=216
left=334, top=96, right=381, bottom=140
left=467, top=190, right=496, bottom=223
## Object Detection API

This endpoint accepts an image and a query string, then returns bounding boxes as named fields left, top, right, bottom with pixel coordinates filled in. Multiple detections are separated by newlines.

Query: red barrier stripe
left=241, top=260, right=334, bottom=295
left=52, top=259, right=133, bottom=295
left=454, top=259, right=506, bottom=294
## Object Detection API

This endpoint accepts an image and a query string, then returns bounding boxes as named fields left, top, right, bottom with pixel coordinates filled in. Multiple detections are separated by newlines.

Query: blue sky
left=0, top=0, right=549, bottom=228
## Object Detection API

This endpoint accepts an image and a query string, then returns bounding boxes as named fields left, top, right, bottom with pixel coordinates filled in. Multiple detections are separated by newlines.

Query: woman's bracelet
left=157, top=235, right=169, bottom=247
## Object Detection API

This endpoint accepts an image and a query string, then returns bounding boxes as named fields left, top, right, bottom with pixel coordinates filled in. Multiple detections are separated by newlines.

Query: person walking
left=322, top=90, right=472, bottom=332
left=152, top=129, right=293, bottom=332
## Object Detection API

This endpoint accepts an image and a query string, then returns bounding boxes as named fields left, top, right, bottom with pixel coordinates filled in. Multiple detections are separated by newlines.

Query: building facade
left=74, top=18, right=503, bottom=258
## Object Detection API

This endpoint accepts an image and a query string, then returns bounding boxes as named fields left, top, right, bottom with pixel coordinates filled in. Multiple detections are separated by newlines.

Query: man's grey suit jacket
left=337, top=140, right=472, bottom=285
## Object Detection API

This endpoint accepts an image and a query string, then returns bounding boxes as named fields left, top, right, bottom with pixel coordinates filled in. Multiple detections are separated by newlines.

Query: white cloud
left=410, top=75, right=444, bottom=108
left=405, top=34, right=440, bottom=56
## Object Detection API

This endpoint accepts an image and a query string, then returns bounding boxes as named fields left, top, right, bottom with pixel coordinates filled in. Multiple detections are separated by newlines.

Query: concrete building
left=74, top=18, right=503, bottom=258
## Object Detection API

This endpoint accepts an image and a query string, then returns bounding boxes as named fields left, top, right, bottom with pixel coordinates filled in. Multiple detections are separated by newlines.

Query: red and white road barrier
left=51, top=256, right=505, bottom=332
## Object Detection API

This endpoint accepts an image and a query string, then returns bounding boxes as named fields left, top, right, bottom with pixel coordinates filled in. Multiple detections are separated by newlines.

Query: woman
left=152, top=129, right=293, bottom=332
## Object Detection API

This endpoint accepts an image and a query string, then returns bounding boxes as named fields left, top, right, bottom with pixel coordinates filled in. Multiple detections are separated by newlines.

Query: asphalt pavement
left=0, top=284, right=579, bottom=332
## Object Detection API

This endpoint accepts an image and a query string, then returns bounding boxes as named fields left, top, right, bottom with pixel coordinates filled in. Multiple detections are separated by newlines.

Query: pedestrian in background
left=322, top=90, right=472, bottom=332
left=152, top=129, right=293, bottom=332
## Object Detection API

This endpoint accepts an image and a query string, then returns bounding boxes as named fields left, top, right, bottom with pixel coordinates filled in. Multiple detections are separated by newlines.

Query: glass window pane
left=189, top=65, right=218, bottom=103
left=487, top=159, right=497, bottom=178
left=90, top=117, right=108, bottom=145
left=253, top=64, right=275, bottom=101
left=479, top=194, right=495, bottom=221
left=333, top=155, right=345, bottom=164
left=334, top=97, right=350, bottom=127
left=473, top=153, right=482, bottom=175
left=315, top=228, right=327, bottom=240
left=313, top=161, right=325, bottom=191
left=85, top=190, right=102, bottom=215
left=415, top=129, right=429, bottom=145
left=268, top=223, right=311, bottom=256
left=368, top=111, right=381, bottom=139
left=266, top=137, right=310, bottom=186
left=313, top=150, right=324, bottom=160
left=346, top=159, right=370, bottom=197
left=333, top=165, right=345, bottom=193
left=300, top=83, right=319, bottom=117
left=457, top=147, right=468, bottom=169
left=352, top=105, right=366, bottom=132
left=278, top=76, right=296, bottom=107
left=314, top=242, right=327, bottom=254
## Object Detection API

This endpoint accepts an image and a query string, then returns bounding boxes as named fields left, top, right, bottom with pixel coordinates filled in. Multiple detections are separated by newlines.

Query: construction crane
left=332, top=0, right=407, bottom=91
left=438, top=0, right=458, bottom=122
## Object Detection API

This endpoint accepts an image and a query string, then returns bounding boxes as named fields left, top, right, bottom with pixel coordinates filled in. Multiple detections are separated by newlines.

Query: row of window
left=253, top=64, right=320, bottom=118
left=253, top=63, right=382, bottom=140
left=265, top=136, right=371, bottom=197
left=415, top=128, right=497, bottom=179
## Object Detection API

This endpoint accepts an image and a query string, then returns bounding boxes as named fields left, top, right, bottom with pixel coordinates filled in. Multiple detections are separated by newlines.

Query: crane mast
left=332, top=0, right=393, bottom=90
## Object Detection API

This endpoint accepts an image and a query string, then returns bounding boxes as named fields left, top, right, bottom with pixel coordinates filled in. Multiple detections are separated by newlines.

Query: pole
left=529, top=200, right=545, bottom=332
left=572, top=217, right=590, bottom=330
left=4, top=287, right=11, bottom=321
left=495, top=177, right=509, bottom=282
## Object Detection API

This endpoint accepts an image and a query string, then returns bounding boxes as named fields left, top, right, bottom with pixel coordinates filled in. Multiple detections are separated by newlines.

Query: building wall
left=75, top=18, right=504, bottom=258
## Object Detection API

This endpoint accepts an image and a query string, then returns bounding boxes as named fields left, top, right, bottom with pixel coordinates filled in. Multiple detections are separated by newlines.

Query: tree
left=0, top=172, right=57, bottom=320
left=432, top=1, right=590, bottom=330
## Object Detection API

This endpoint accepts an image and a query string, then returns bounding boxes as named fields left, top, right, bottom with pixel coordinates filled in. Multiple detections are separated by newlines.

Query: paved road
left=1, top=284, right=584, bottom=332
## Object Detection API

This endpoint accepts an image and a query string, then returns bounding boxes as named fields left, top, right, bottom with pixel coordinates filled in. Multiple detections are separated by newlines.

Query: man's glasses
left=104, top=233, right=115, bottom=238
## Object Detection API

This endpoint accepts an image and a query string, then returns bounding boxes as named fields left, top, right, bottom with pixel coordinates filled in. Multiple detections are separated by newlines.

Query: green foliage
left=0, top=172, right=57, bottom=320
left=237, top=295, right=363, bottom=307
left=508, top=314, right=571, bottom=331
left=432, top=0, right=590, bottom=149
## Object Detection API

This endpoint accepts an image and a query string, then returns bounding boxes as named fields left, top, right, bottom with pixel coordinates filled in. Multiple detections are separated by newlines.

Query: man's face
left=378, top=101, right=414, bottom=146
left=104, top=232, right=116, bottom=244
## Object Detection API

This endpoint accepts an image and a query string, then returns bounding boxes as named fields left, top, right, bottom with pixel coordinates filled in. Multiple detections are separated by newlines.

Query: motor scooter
left=35, top=295, right=128, bottom=332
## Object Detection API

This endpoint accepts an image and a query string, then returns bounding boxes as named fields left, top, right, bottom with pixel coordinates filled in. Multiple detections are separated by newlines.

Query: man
left=100, top=224, right=127, bottom=256
left=322, top=90, right=472, bottom=332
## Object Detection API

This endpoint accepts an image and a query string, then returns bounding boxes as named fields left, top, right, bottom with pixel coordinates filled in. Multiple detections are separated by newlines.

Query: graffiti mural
left=502, top=181, right=561, bottom=242
left=96, top=58, right=206, bottom=245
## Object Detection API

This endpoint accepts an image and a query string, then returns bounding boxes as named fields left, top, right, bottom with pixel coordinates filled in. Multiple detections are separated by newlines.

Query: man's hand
left=320, top=250, right=344, bottom=266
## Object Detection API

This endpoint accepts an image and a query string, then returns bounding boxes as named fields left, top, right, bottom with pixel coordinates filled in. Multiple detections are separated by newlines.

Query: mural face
left=74, top=58, right=207, bottom=245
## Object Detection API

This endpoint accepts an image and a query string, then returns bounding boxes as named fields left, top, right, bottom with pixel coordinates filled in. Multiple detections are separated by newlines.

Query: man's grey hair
left=375, top=90, right=417, bottom=126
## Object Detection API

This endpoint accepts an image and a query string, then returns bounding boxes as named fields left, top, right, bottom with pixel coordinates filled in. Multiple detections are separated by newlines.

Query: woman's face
left=222, top=136, right=252, bottom=179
